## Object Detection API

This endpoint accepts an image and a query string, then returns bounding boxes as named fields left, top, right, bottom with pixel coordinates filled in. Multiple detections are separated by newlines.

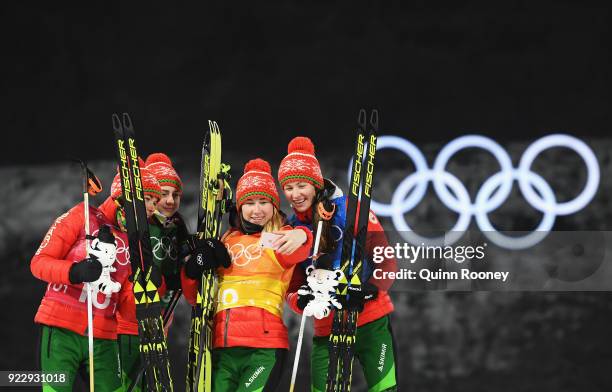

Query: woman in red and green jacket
left=182, top=158, right=313, bottom=391
left=31, top=184, right=134, bottom=391
left=279, top=137, right=399, bottom=392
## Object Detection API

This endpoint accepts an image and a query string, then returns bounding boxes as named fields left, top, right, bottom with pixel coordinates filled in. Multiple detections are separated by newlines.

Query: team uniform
left=182, top=158, right=313, bottom=391
left=31, top=203, right=131, bottom=392
left=279, top=137, right=399, bottom=392
left=286, top=190, right=399, bottom=392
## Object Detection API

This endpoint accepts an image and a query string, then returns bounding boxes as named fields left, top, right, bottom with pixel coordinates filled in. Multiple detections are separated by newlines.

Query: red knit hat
left=236, top=158, right=280, bottom=210
left=110, top=162, right=162, bottom=200
left=145, top=153, right=183, bottom=192
left=278, top=136, right=324, bottom=189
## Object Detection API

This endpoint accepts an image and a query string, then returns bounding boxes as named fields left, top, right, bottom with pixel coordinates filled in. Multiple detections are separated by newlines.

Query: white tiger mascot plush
left=299, top=265, right=344, bottom=319
left=87, top=225, right=122, bottom=295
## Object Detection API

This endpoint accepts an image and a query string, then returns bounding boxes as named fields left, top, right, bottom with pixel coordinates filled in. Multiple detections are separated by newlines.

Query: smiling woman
left=279, top=136, right=399, bottom=392
left=282, top=181, right=317, bottom=213
left=241, top=198, right=274, bottom=227
left=145, top=153, right=184, bottom=219
left=180, top=157, right=313, bottom=391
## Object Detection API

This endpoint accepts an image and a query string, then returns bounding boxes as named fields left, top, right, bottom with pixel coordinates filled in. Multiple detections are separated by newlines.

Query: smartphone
left=260, top=232, right=283, bottom=250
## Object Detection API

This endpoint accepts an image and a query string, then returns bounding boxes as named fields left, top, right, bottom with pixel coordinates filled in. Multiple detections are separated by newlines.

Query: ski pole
left=289, top=220, right=323, bottom=392
left=163, top=288, right=183, bottom=325
left=77, top=160, right=99, bottom=392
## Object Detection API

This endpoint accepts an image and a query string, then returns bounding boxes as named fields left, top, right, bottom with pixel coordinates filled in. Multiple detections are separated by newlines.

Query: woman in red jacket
left=182, top=158, right=313, bottom=391
left=279, top=137, right=399, bottom=392
left=31, top=182, right=135, bottom=391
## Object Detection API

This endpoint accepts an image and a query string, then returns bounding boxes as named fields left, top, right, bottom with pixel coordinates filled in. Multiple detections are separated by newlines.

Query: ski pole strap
left=317, top=201, right=336, bottom=221
left=87, top=171, right=103, bottom=195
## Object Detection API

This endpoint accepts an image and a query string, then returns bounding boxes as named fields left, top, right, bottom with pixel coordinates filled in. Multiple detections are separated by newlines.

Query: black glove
left=314, top=253, right=334, bottom=269
left=296, top=284, right=315, bottom=311
left=164, top=272, right=181, bottom=291
left=69, top=257, right=103, bottom=284
left=343, top=281, right=379, bottom=312
left=184, top=238, right=231, bottom=279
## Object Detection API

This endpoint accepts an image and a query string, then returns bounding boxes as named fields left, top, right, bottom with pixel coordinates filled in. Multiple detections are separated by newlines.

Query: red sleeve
left=158, top=275, right=167, bottom=298
left=117, top=278, right=136, bottom=319
left=274, top=225, right=313, bottom=269
left=30, top=204, right=85, bottom=284
left=365, top=210, right=397, bottom=291
left=180, top=268, right=199, bottom=307
left=98, top=196, right=117, bottom=224
left=286, top=263, right=306, bottom=315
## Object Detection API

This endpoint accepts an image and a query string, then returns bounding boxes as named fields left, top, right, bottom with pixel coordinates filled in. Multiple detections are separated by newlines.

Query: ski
left=326, top=109, right=378, bottom=392
left=112, top=113, right=173, bottom=392
left=186, top=120, right=232, bottom=392
left=126, top=287, right=183, bottom=392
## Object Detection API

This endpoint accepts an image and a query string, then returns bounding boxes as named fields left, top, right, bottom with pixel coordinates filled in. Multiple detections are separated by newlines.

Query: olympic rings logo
left=89, top=228, right=130, bottom=265
left=113, top=235, right=130, bottom=265
left=349, top=134, right=600, bottom=249
left=151, top=236, right=177, bottom=261
left=227, top=243, right=263, bottom=266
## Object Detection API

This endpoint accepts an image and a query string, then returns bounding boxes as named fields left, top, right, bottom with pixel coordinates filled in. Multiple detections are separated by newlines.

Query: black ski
left=326, top=109, right=378, bottom=392
left=113, top=113, right=173, bottom=392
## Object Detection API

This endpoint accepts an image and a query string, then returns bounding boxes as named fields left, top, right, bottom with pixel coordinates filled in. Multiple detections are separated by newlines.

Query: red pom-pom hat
left=236, top=158, right=280, bottom=210
left=277, top=136, right=323, bottom=189
left=145, top=152, right=183, bottom=192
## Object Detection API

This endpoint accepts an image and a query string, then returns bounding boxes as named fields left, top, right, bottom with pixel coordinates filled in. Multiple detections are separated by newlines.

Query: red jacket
left=31, top=202, right=132, bottom=339
left=182, top=225, right=313, bottom=349
left=286, top=211, right=397, bottom=337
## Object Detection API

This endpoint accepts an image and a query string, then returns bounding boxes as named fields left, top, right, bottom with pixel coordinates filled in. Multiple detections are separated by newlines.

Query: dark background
left=3, top=1, right=611, bottom=165
left=2, top=2, right=612, bottom=391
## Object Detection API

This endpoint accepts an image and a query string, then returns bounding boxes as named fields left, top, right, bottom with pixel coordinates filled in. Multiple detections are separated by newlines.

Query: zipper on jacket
left=224, top=309, right=230, bottom=347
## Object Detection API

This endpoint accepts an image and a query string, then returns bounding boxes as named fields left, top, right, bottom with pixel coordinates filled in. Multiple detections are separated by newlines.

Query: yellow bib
left=217, top=231, right=295, bottom=318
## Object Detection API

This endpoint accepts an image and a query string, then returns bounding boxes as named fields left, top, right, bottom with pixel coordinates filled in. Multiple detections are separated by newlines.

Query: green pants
left=311, top=316, right=398, bottom=392
left=39, top=325, right=122, bottom=392
left=212, top=347, right=287, bottom=391
left=118, top=334, right=143, bottom=392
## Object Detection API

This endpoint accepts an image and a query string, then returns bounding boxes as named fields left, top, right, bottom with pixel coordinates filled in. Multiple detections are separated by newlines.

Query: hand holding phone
left=260, top=232, right=284, bottom=250
left=272, top=229, right=308, bottom=255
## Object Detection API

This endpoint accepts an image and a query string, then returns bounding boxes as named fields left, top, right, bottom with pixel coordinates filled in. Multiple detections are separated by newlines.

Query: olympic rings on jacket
left=112, top=235, right=130, bottom=265
left=228, top=243, right=263, bottom=266
left=151, top=235, right=177, bottom=261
